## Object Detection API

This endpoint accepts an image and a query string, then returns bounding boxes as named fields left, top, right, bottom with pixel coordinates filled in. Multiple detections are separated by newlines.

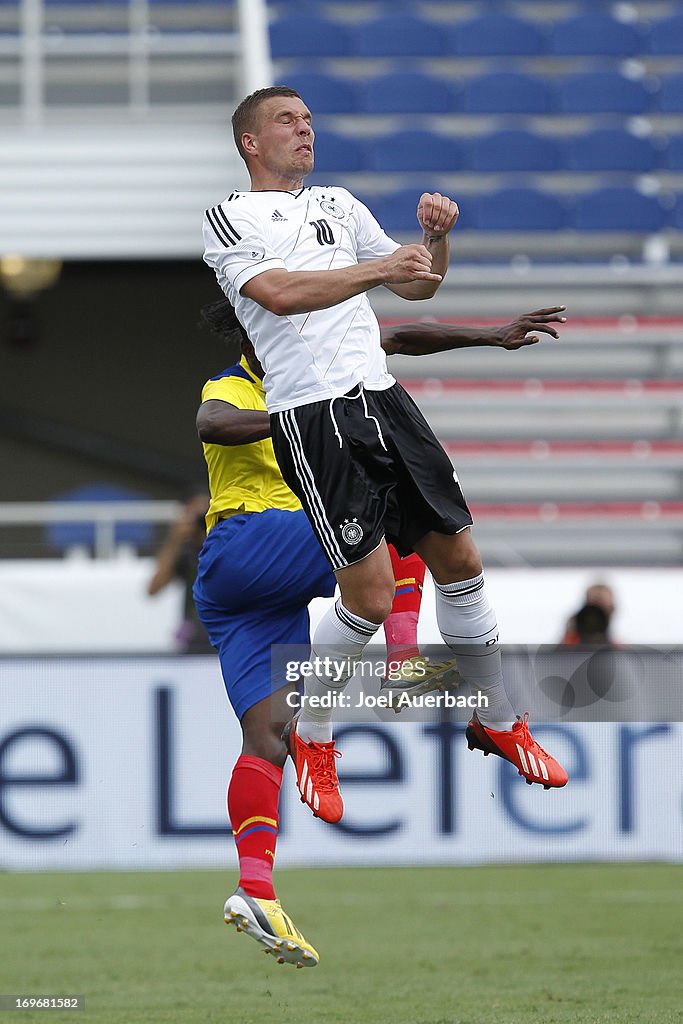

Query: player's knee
left=457, top=549, right=483, bottom=580
left=435, top=540, right=482, bottom=583
left=346, top=588, right=394, bottom=625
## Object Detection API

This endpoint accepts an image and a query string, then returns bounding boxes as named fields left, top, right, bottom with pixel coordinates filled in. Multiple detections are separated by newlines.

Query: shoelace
left=306, top=743, right=342, bottom=792
left=514, top=712, right=552, bottom=759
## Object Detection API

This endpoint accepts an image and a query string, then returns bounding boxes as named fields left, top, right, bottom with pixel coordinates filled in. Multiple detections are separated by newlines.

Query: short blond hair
left=232, top=86, right=302, bottom=163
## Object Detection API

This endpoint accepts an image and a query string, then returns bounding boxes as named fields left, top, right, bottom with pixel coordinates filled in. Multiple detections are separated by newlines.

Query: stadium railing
left=0, top=500, right=179, bottom=558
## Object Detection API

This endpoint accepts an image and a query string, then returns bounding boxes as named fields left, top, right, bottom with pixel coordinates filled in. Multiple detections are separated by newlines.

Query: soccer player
left=193, top=298, right=566, bottom=967
left=202, top=84, right=569, bottom=831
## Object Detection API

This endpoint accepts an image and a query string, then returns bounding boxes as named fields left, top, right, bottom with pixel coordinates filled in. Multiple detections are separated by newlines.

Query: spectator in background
left=147, top=487, right=212, bottom=653
left=562, top=582, right=617, bottom=646
left=573, top=602, right=613, bottom=648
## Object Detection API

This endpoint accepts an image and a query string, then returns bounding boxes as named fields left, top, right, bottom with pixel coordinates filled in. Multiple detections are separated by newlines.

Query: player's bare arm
left=240, top=245, right=441, bottom=317
left=381, top=306, right=567, bottom=356
left=386, top=192, right=459, bottom=301
left=197, top=399, right=271, bottom=445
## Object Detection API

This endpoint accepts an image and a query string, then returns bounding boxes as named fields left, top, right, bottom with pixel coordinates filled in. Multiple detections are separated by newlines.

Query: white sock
left=434, top=573, right=515, bottom=730
left=298, top=599, right=381, bottom=744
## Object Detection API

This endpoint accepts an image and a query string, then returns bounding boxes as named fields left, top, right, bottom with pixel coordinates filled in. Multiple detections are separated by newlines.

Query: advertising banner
left=0, top=657, right=681, bottom=870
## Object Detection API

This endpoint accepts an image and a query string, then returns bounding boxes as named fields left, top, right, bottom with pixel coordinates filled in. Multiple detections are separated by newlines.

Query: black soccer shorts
left=270, top=381, right=472, bottom=571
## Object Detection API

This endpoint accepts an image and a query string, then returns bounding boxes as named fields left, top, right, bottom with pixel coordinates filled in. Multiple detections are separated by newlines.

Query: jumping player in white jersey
left=203, top=86, right=569, bottom=827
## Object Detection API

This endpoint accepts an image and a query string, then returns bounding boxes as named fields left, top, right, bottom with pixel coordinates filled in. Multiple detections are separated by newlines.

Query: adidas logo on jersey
left=272, top=209, right=287, bottom=222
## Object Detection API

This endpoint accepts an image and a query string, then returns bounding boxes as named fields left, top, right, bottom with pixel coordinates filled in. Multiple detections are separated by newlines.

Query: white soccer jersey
left=202, top=185, right=401, bottom=413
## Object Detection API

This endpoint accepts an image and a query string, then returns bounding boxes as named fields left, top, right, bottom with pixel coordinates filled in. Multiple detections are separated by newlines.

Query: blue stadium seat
left=558, top=72, right=649, bottom=115
left=269, top=15, right=356, bottom=58
left=672, top=195, right=683, bottom=229
left=451, top=14, right=546, bottom=56
left=367, top=131, right=465, bottom=173
left=461, top=72, right=556, bottom=115
left=473, top=188, right=567, bottom=231
left=647, top=15, right=683, bottom=55
left=566, top=129, right=660, bottom=173
left=550, top=13, right=643, bottom=56
left=572, top=188, right=666, bottom=231
left=657, top=74, right=683, bottom=113
left=367, top=190, right=427, bottom=234
left=356, top=13, right=447, bottom=56
left=310, top=131, right=366, bottom=172
left=363, top=72, right=455, bottom=114
left=45, top=483, right=154, bottom=552
left=664, top=134, right=683, bottom=171
left=367, top=188, right=477, bottom=234
left=285, top=72, right=361, bottom=114
left=469, top=130, right=561, bottom=172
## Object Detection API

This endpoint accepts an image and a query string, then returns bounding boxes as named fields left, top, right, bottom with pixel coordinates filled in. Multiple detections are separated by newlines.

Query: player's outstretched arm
left=385, top=192, right=459, bottom=301
left=381, top=306, right=567, bottom=356
left=241, top=245, right=442, bottom=317
left=197, top=400, right=271, bottom=445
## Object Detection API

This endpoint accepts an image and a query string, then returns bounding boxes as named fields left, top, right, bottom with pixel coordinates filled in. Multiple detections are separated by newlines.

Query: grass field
left=1, top=864, right=682, bottom=1023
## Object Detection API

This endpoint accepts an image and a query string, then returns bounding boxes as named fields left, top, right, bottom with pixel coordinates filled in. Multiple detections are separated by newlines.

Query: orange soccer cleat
left=282, top=717, right=344, bottom=823
left=466, top=712, right=568, bottom=789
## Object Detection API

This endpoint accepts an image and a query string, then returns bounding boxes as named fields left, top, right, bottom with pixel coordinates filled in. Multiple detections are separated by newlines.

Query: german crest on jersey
left=340, top=518, right=363, bottom=545
left=319, top=199, right=346, bottom=220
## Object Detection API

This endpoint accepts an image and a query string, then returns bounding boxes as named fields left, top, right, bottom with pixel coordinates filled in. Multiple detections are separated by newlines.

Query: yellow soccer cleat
left=380, top=654, right=463, bottom=711
left=224, top=887, right=319, bottom=968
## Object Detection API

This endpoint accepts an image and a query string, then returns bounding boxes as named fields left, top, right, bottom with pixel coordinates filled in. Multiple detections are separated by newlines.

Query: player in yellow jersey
left=192, top=298, right=565, bottom=967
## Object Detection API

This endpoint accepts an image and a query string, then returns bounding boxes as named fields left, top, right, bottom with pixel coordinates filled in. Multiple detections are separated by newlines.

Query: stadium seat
left=558, top=73, right=650, bottom=115
left=473, top=188, right=567, bottom=231
left=566, top=129, right=660, bottom=173
left=367, top=130, right=465, bottom=173
left=367, top=189, right=428, bottom=234
left=469, top=130, right=561, bottom=173
left=309, top=130, right=366, bottom=172
left=572, top=188, right=666, bottom=231
left=672, top=194, right=683, bottom=229
left=550, top=13, right=643, bottom=56
left=450, top=14, right=546, bottom=56
left=363, top=72, right=455, bottom=114
left=657, top=74, right=683, bottom=113
left=269, top=14, right=357, bottom=58
left=664, top=134, right=683, bottom=171
left=285, top=72, right=361, bottom=114
left=367, top=187, right=479, bottom=234
left=45, top=483, right=154, bottom=552
left=647, top=15, right=683, bottom=55
left=356, top=13, right=447, bottom=56
left=461, top=72, right=556, bottom=115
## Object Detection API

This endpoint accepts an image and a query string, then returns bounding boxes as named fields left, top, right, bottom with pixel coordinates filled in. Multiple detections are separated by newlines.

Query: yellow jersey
left=201, top=357, right=301, bottom=533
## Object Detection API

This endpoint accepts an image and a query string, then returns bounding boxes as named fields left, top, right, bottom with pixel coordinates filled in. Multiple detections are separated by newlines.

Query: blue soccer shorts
left=193, top=508, right=336, bottom=720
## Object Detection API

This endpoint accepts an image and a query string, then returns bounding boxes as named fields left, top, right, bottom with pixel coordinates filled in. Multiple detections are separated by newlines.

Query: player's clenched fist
left=417, top=192, right=459, bottom=237
left=382, top=244, right=443, bottom=284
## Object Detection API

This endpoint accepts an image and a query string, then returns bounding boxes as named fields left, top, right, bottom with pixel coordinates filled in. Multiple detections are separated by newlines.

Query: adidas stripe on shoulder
left=205, top=205, right=242, bottom=248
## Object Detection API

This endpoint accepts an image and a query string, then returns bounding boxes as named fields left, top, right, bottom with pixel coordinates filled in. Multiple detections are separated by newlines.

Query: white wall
left=0, top=559, right=679, bottom=653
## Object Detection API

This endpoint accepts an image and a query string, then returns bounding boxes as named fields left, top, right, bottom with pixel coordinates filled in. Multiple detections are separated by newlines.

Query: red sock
left=228, top=754, right=282, bottom=900
left=384, top=547, right=426, bottom=673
